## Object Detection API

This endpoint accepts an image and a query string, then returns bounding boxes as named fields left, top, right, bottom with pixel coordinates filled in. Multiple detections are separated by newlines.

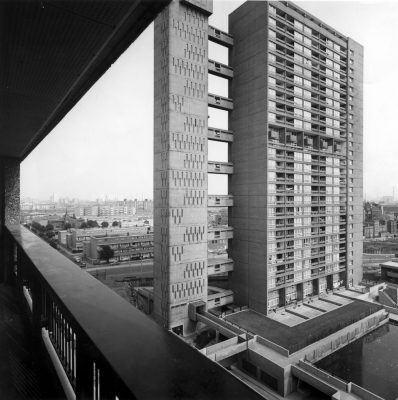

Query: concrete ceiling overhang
left=0, top=0, right=170, bottom=160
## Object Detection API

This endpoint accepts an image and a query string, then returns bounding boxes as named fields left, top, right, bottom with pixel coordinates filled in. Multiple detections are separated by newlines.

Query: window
left=295, top=20, right=303, bottom=30
left=294, top=97, right=303, bottom=106
left=294, top=64, right=303, bottom=74
left=269, top=41, right=276, bottom=51
left=349, top=68, right=354, bottom=74
left=348, top=150, right=353, bottom=157
left=349, top=59, right=354, bottom=65
left=326, top=68, right=333, bottom=77
left=349, top=114, right=353, bottom=120
left=349, top=49, right=354, bottom=56
left=269, top=53, right=276, bottom=63
left=295, top=43, right=303, bottom=53
left=303, top=89, right=311, bottom=99
left=304, top=37, right=311, bottom=46
left=349, top=168, right=353, bottom=174
left=294, top=75, right=303, bottom=85
left=349, top=95, right=353, bottom=101
left=349, top=86, right=354, bottom=93
left=349, top=141, right=353, bottom=147
left=303, top=100, right=311, bottom=109
left=349, top=77, right=353, bottom=84
left=303, top=79, right=311, bottom=87
left=295, top=32, right=303, bottom=41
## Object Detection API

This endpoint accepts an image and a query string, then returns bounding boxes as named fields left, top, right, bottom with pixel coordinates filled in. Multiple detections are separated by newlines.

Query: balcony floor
left=0, top=283, right=61, bottom=400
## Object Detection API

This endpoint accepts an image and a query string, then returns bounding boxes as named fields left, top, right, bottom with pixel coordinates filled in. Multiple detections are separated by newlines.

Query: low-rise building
left=66, top=226, right=150, bottom=252
left=83, top=233, right=153, bottom=263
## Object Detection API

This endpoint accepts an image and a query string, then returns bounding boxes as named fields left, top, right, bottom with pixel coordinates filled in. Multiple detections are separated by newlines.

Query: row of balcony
left=270, top=10, right=348, bottom=59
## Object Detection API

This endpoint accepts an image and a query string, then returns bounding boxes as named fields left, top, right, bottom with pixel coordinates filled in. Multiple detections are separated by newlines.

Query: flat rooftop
left=225, top=298, right=382, bottom=354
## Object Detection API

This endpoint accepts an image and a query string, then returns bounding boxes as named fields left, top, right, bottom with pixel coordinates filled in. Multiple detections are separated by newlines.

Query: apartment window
left=294, top=75, right=303, bottom=85
left=334, top=43, right=340, bottom=52
left=349, top=77, right=354, bottom=84
left=294, top=64, right=303, bottom=74
left=303, top=100, right=311, bottom=109
left=295, top=43, right=303, bottom=53
left=349, top=49, right=354, bottom=56
left=294, top=20, right=303, bottom=30
left=350, top=59, right=354, bottom=65
left=303, top=89, right=311, bottom=99
left=303, top=79, right=311, bottom=87
left=269, top=53, right=276, bottom=63
left=349, top=105, right=354, bottom=111
left=303, top=37, right=311, bottom=46
left=348, top=150, right=353, bottom=157
left=326, top=78, right=333, bottom=87
left=349, top=169, right=353, bottom=174
left=294, top=86, right=303, bottom=96
left=294, top=119, right=303, bottom=128
left=326, top=58, right=333, bottom=67
left=333, top=110, right=340, bottom=118
left=295, top=31, right=303, bottom=41
left=303, top=122, right=311, bottom=130
left=349, top=160, right=353, bottom=166
left=349, top=95, right=353, bottom=101
left=349, top=141, right=353, bottom=147
left=349, top=68, right=354, bottom=74
left=349, top=123, right=353, bottom=129
left=349, top=114, right=353, bottom=120
left=334, top=62, right=340, bottom=71
left=294, top=97, right=303, bottom=106
left=303, top=47, right=311, bottom=57
left=326, top=68, right=333, bottom=77
left=349, top=178, right=354, bottom=184
left=349, top=86, right=354, bottom=93
left=303, top=68, right=311, bottom=77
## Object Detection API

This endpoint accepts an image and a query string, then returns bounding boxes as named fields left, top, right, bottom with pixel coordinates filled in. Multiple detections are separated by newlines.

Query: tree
left=98, top=245, right=114, bottom=263
left=80, top=222, right=88, bottom=229
left=101, top=221, right=109, bottom=228
left=64, top=223, right=72, bottom=230
left=46, top=231, right=55, bottom=239
left=46, top=223, right=54, bottom=231
left=87, top=220, right=99, bottom=228
left=112, top=221, right=119, bottom=227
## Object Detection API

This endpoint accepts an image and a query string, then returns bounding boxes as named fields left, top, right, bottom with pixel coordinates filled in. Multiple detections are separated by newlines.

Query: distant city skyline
left=21, top=0, right=398, bottom=201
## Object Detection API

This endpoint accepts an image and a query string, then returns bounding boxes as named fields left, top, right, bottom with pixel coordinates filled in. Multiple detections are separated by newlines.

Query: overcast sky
left=21, top=1, right=398, bottom=202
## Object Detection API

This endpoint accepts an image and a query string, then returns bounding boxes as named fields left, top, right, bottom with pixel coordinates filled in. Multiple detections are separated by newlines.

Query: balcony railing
left=3, top=224, right=261, bottom=400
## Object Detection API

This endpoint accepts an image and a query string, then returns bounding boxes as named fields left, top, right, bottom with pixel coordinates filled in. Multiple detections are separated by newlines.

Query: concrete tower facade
left=229, top=1, right=363, bottom=314
left=153, top=0, right=213, bottom=334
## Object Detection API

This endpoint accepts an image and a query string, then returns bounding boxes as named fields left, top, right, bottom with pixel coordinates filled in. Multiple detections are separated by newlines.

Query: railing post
left=75, top=335, right=94, bottom=400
